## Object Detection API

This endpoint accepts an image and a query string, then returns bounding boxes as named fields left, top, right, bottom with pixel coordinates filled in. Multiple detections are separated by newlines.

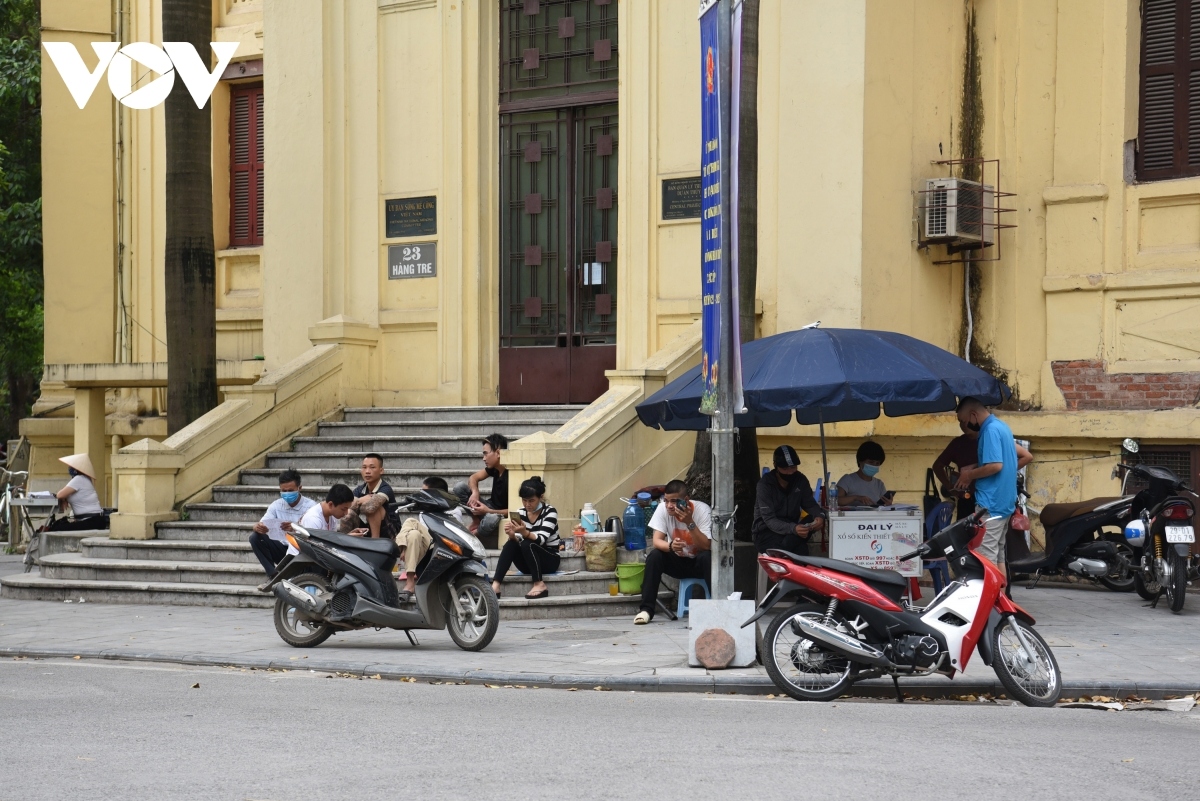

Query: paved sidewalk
left=2, top=584, right=1198, bottom=697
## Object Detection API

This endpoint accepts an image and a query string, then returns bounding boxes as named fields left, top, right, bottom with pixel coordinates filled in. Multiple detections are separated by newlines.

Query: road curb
left=5, top=646, right=1199, bottom=700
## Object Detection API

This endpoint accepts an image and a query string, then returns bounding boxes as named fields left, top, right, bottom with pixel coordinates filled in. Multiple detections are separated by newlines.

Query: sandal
left=524, top=588, right=549, bottom=600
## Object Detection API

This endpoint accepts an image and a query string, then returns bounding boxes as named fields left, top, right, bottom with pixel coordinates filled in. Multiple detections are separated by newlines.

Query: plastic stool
left=676, top=577, right=710, bottom=618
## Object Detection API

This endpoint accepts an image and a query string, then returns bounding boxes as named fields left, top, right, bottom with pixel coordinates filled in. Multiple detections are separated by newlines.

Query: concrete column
left=73, top=388, right=107, bottom=504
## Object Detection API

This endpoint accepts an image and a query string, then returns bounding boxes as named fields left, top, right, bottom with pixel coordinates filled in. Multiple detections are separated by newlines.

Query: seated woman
left=49, top=454, right=108, bottom=531
left=491, top=476, right=561, bottom=600
left=836, top=441, right=894, bottom=507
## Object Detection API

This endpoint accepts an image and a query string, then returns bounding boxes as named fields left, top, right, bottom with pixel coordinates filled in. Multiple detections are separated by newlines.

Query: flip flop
left=525, top=588, right=549, bottom=600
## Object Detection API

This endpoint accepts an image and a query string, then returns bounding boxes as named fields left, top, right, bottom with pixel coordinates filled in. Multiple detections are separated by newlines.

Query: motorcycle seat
left=309, top=529, right=399, bottom=556
left=1039, top=497, right=1123, bottom=528
left=768, top=550, right=907, bottom=587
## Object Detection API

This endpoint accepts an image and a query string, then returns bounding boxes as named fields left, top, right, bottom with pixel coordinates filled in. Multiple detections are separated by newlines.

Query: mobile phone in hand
left=508, top=510, right=521, bottom=524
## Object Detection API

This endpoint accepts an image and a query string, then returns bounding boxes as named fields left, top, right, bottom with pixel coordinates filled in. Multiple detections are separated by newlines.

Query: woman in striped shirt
left=492, top=476, right=561, bottom=600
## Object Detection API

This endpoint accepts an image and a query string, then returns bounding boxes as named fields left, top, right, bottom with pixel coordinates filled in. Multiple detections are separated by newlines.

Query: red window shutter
left=229, top=84, right=264, bottom=246
left=1137, top=0, right=1200, bottom=180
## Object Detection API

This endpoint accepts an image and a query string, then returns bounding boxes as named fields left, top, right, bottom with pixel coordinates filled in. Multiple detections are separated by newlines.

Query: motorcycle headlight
left=459, top=530, right=488, bottom=560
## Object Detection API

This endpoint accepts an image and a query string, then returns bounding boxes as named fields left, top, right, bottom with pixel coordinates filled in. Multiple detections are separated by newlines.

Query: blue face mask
left=861, top=464, right=880, bottom=478
left=281, top=490, right=301, bottom=504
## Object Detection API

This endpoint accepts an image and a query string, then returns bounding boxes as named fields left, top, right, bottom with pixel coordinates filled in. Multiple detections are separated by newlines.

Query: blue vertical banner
left=698, top=0, right=723, bottom=415
left=729, top=0, right=745, bottom=415
left=698, top=0, right=744, bottom=416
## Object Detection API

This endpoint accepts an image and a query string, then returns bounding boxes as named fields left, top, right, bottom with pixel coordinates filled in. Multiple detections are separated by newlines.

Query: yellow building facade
left=31, top=0, right=1200, bottom=544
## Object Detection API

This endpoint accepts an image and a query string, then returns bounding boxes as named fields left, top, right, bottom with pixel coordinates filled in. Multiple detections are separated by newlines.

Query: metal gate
left=499, top=103, right=617, bottom=404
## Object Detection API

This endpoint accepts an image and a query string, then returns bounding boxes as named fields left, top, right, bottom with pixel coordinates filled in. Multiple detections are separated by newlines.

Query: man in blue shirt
left=954, top=397, right=1017, bottom=566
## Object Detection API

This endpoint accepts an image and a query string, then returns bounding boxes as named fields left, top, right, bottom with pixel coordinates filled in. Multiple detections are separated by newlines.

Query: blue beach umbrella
left=636, top=326, right=1010, bottom=480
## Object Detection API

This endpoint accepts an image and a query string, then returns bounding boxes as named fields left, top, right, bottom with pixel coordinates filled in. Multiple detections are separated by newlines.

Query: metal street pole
left=710, top=0, right=736, bottom=599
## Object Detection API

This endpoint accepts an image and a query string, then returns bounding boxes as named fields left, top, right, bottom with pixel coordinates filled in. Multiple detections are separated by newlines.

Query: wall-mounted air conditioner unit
left=922, top=177, right=995, bottom=247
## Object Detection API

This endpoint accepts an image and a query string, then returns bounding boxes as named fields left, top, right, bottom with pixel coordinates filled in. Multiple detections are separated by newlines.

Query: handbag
left=1009, top=510, right=1031, bottom=531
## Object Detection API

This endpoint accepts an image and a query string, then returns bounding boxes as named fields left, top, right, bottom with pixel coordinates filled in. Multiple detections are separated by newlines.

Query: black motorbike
left=1116, top=460, right=1196, bottom=613
left=1009, top=492, right=1135, bottom=591
left=262, top=489, right=499, bottom=651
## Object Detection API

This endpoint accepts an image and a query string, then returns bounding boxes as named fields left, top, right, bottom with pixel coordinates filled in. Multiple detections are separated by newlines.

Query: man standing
left=954, top=397, right=1017, bottom=567
left=354, top=453, right=395, bottom=504
left=752, top=445, right=826, bottom=555
left=634, top=480, right=713, bottom=625
left=249, top=469, right=317, bottom=579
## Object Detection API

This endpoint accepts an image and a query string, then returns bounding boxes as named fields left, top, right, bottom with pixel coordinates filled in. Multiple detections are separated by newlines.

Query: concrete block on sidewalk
left=687, top=599, right=756, bottom=668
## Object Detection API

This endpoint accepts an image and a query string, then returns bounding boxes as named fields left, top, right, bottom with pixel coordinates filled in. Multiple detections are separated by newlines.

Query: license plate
left=1165, top=525, right=1195, bottom=544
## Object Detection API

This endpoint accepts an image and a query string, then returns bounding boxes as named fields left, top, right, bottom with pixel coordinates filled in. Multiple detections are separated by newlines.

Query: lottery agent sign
left=697, top=0, right=744, bottom=415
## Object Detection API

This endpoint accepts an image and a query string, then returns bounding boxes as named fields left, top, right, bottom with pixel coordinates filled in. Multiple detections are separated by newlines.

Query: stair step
left=40, top=553, right=264, bottom=585
left=41, top=530, right=102, bottom=557
left=291, top=435, right=523, bottom=454
left=82, top=537, right=257, bottom=564
left=0, top=574, right=665, bottom=619
left=238, top=469, right=474, bottom=487
left=341, top=406, right=582, bottom=423
left=158, top=521, right=256, bottom=542
left=209, top=485, right=428, bottom=504
left=0, top=573, right=274, bottom=608
left=265, top=452, right=483, bottom=470
left=318, top=421, right=567, bottom=438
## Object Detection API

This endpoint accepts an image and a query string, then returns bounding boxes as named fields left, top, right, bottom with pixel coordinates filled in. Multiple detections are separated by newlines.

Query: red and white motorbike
left=744, top=511, right=1062, bottom=706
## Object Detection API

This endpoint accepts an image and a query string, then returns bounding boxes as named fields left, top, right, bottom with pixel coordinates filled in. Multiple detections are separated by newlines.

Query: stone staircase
left=2, top=406, right=664, bottom=620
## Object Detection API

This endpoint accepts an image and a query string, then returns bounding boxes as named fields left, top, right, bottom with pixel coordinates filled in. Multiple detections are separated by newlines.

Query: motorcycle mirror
left=1122, top=437, right=1140, bottom=454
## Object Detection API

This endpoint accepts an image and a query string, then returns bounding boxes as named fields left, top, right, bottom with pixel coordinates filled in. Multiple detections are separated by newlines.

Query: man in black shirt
left=752, top=445, right=826, bottom=556
left=455, top=433, right=509, bottom=547
left=353, top=452, right=396, bottom=503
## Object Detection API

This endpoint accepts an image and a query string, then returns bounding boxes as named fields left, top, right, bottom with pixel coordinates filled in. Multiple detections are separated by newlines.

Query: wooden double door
left=499, top=103, right=617, bottom=404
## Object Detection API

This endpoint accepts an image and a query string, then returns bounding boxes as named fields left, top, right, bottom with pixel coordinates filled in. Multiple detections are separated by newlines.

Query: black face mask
left=966, top=420, right=982, bottom=432
left=780, top=471, right=802, bottom=488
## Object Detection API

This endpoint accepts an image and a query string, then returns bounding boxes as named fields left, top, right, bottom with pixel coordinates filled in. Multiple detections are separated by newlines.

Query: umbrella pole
left=818, top=417, right=829, bottom=489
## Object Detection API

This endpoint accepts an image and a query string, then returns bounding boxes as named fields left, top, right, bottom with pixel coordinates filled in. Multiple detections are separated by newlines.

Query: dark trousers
left=249, top=532, right=289, bottom=577
left=493, top=538, right=561, bottom=584
left=48, top=513, right=109, bottom=532
left=753, top=532, right=810, bottom=557
left=640, top=548, right=712, bottom=615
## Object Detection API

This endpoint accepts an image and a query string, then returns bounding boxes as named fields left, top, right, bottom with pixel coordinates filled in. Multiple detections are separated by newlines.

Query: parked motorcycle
left=745, top=511, right=1062, bottom=707
left=262, top=488, right=500, bottom=651
left=1007, top=487, right=1136, bottom=591
left=1116, top=458, right=1196, bottom=613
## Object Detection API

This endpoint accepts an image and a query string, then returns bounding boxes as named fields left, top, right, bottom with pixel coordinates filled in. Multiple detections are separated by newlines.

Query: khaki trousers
left=396, top=518, right=432, bottom=574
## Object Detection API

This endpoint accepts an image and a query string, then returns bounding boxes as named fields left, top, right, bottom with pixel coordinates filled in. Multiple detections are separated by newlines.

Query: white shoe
left=633, top=611, right=651, bottom=625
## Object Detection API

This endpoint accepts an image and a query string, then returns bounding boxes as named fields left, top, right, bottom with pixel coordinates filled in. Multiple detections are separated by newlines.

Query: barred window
left=229, top=83, right=264, bottom=246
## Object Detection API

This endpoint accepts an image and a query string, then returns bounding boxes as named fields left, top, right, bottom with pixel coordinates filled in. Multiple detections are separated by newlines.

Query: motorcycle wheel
left=1098, top=536, right=1135, bottom=592
left=1133, top=566, right=1161, bottom=601
left=1164, top=549, right=1188, bottom=613
left=991, top=616, right=1061, bottom=707
left=762, top=603, right=858, bottom=703
left=445, top=575, right=499, bottom=652
left=273, top=571, right=335, bottom=648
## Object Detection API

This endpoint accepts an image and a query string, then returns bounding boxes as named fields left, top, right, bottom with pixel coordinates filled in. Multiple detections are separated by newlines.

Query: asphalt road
left=1, top=659, right=1198, bottom=800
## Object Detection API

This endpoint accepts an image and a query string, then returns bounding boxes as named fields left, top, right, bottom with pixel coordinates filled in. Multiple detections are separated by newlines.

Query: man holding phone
left=752, top=445, right=827, bottom=556
left=634, top=480, right=713, bottom=625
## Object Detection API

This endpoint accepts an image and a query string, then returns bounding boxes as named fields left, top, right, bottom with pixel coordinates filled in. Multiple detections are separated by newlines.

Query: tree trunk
left=686, top=0, right=760, bottom=543
left=163, top=0, right=218, bottom=434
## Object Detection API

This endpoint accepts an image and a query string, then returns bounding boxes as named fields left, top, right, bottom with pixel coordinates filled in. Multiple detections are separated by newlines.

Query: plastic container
left=622, top=501, right=647, bottom=551
left=615, top=562, right=645, bottom=595
left=1123, top=519, right=1146, bottom=548
left=827, top=482, right=839, bottom=512
left=572, top=525, right=587, bottom=552
left=584, top=530, right=618, bottom=572
left=580, top=503, right=601, bottom=532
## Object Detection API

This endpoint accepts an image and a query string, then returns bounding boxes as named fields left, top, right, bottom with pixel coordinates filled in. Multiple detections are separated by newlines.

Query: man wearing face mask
left=752, top=445, right=826, bottom=555
left=249, top=468, right=317, bottom=579
left=954, top=397, right=1018, bottom=567
left=837, top=441, right=892, bottom=507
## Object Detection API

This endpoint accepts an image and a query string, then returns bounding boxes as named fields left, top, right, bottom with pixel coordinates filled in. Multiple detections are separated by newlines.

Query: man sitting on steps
left=249, top=469, right=316, bottom=580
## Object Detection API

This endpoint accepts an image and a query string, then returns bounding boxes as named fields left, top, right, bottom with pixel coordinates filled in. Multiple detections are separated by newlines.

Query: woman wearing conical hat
left=49, top=453, right=109, bottom=531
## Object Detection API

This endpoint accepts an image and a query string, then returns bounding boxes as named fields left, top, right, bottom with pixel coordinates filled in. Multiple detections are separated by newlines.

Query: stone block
left=687, top=599, right=756, bottom=668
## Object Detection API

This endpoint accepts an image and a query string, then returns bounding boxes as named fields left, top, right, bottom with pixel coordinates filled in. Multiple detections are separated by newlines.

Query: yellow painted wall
left=34, top=0, right=1200, bottom=513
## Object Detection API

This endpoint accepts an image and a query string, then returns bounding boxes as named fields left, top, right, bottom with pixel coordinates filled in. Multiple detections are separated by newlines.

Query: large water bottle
left=622, top=500, right=647, bottom=551
left=827, top=482, right=839, bottom=512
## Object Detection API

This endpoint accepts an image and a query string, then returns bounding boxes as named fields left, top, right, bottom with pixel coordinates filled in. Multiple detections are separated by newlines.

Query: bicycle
left=1, top=468, right=30, bottom=548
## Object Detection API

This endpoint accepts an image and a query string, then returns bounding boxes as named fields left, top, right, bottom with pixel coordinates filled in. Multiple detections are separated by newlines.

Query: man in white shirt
left=297, top=484, right=356, bottom=533
left=249, top=469, right=317, bottom=579
left=634, top=480, right=713, bottom=624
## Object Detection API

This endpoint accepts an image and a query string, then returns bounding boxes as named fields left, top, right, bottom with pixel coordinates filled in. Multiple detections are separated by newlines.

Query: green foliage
left=0, top=0, right=43, bottom=442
